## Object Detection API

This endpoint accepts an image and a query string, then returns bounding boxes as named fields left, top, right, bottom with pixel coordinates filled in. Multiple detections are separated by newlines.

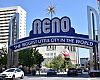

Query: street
left=20, top=72, right=100, bottom=80
left=1, top=72, right=100, bottom=80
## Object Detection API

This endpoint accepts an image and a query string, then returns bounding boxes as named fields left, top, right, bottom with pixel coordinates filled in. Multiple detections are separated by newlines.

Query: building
left=37, top=45, right=77, bottom=66
left=0, top=6, right=26, bottom=48
left=80, top=58, right=89, bottom=68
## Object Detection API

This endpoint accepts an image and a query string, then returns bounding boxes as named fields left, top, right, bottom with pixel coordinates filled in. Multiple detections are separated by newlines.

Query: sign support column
left=7, top=13, right=19, bottom=68
left=87, top=6, right=100, bottom=70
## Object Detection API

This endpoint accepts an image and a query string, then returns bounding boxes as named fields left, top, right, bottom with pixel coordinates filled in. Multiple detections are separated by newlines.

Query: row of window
left=0, top=12, right=16, bottom=15
left=0, top=19, right=10, bottom=21
left=0, top=35, right=8, bottom=37
left=65, top=46, right=76, bottom=51
left=46, top=45, right=56, bottom=51
left=0, top=16, right=12, bottom=18
left=45, top=53, right=56, bottom=56
left=0, top=41, right=6, bottom=43
left=0, top=22, right=8, bottom=24
left=0, top=26, right=9, bottom=28
left=46, top=45, right=76, bottom=52
left=0, top=9, right=16, bottom=12
left=0, top=32, right=8, bottom=33
left=0, top=29, right=8, bottom=30
left=0, top=38, right=8, bottom=40
left=0, top=11, right=16, bottom=15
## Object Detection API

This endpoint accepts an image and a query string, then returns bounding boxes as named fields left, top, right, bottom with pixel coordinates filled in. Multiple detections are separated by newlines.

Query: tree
left=19, top=48, right=44, bottom=74
left=0, top=47, right=7, bottom=66
left=45, top=60, right=51, bottom=68
left=48, top=54, right=65, bottom=72
left=19, top=48, right=34, bottom=67
left=32, top=50, right=44, bottom=75
left=33, top=50, right=44, bottom=66
left=45, top=54, right=74, bottom=72
left=19, top=48, right=34, bottom=73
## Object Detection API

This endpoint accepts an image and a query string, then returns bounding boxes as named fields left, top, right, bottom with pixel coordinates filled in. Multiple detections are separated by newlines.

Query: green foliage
left=45, top=60, right=51, bottom=68
left=19, top=48, right=44, bottom=68
left=19, top=48, right=34, bottom=67
left=0, top=54, right=7, bottom=66
left=45, top=54, right=65, bottom=71
left=32, top=50, right=44, bottom=65
left=51, top=54, right=64, bottom=70
left=0, top=47, right=7, bottom=66
left=45, top=54, right=75, bottom=71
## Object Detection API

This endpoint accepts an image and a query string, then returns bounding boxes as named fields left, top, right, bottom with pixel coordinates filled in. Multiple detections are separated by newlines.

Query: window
left=68, top=46, right=70, bottom=50
left=73, top=47, right=76, bottom=51
left=70, top=46, right=72, bottom=51
left=54, top=53, right=56, bottom=56
left=6, top=69, right=15, bottom=72
left=47, top=53, right=49, bottom=56
left=16, top=69, right=21, bottom=72
left=0, top=41, right=6, bottom=43
left=46, top=46, right=51, bottom=51
left=81, top=64, right=84, bottom=66
left=46, top=45, right=56, bottom=51
left=0, top=9, right=16, bottom=12
left=0, top=22, right=8, bottom=24
left=50, top=53, right=53, bottom=56
left=0, top=19, right=10, bottom=21
left=52, top=45, right=56, bottom=50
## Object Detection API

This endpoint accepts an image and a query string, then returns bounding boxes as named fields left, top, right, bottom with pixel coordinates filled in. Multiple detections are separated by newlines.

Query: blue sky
left=0, top=0, right=98, bottom=58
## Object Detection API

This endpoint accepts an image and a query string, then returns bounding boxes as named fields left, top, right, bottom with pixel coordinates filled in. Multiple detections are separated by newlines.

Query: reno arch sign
left=33, top=17, right=70, bottom=35
left=10, top=16, right=97, bottom=51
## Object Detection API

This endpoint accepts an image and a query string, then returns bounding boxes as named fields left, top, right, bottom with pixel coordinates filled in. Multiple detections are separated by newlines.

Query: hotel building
left=0, top=6, right=26, bottom=47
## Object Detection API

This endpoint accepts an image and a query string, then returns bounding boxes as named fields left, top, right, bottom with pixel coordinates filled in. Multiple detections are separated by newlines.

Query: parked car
left=67, top=68, right=78, bottom=76
left=0, top=68, right=24, bottom=79
left=47, top=69, right=57, bottom=76
left=89, top=70, right=100, bottom=77
left=77, top=68, right=82, bottom=74
left=83, top=68, right=89, bottom=72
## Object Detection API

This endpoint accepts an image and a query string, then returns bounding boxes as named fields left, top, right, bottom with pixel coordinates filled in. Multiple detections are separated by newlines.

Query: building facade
left=0, top=6, right=26, bottom=48
left=37, top=45, right=77, bottom=66
left=80, top=58, right=89, bottom=68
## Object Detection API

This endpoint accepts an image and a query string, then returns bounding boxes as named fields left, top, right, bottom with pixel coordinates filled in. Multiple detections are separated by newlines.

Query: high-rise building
left=0, top=6, right=26, bottom=47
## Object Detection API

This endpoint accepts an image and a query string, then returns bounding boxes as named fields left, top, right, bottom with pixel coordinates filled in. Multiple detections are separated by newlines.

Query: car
left=0, top=68, right=24, bottom=79
left=67, top=68, right=78, bottom=76
left=89, top=70, right=100, bottom=77
left=77, top=68, right=82, bottom=74
left=83, top=68, right=89, bottom=72
left=47, top=69, right=57, bottom=76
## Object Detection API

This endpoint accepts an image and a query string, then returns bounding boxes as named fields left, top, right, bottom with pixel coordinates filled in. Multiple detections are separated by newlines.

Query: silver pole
left=97, top=0, right=100, bottom=70
left=87, top=6, right=94, bottom=70
left=77, top=47, right=80, bottom=68
left=7, top=13, right=19, bottom=68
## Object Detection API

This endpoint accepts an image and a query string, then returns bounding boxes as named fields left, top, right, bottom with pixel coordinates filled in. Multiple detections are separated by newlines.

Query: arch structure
left=9, top=16, right=98, bottom=52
